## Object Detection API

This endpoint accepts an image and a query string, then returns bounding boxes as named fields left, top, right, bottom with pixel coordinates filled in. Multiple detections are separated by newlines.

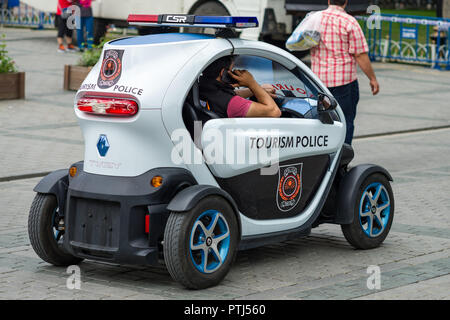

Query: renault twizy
left=28, top=14, right=394, bottom=289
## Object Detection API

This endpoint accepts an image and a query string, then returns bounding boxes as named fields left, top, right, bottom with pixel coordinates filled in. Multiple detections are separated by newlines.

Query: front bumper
left=63, top=163, right=196, bottom=265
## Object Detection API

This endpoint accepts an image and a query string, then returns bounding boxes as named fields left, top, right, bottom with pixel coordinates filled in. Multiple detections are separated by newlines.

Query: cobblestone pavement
left=0, top=28, right=449, bottom=300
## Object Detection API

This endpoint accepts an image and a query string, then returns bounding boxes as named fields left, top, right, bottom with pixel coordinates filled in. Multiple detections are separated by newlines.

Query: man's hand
left=354, top=53, right=380, bottom=96
left=370, top=78, right=380, bottom=95
left=261, top=84, right=277, bottom=98
left=228, top=69, right=257, bottom=88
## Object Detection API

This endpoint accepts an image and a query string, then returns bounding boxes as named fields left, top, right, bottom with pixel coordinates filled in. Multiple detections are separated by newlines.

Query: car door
left=201, top=53, right=345, bottom=223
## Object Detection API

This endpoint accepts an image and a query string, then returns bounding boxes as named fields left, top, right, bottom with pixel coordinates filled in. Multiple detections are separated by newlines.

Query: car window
left=233, top=55, right=318, bottom=99
left=233, top=55, right=322, bottom=119
left=233, top=55, right=341, bottom=122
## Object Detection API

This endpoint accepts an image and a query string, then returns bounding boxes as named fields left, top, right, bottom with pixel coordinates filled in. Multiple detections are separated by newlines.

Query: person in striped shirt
left=311, top=0, right=380, bottom=145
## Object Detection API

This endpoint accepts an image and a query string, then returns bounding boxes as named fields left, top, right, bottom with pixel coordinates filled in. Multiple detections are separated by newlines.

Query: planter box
left=0, top=72, right=25, bottom=100
left=64, top=65, right=92, bottom=91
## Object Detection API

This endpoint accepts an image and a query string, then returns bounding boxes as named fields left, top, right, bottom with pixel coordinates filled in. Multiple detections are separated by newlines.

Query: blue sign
left=401, top=27, right=418, bottom=40
left=7, top=0, right=20, bottom=8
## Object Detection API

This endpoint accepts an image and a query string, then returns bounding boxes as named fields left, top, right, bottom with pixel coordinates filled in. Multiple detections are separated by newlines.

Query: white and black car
left=28, top=14, right=394, bottom=289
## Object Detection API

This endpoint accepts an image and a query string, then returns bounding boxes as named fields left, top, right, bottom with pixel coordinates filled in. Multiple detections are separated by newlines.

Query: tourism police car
left=28, top=14, right=395, bottom=289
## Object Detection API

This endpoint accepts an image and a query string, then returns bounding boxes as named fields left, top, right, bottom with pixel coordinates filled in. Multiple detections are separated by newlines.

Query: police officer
left=199, top=56, right=281, bottom=118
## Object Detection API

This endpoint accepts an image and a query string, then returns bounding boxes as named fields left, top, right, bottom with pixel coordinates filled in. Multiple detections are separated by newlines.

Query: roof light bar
left=127, top=14, right=258, bottom=29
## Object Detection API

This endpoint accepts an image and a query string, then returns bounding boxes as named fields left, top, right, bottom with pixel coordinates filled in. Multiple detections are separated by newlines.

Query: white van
left=21, top=0, right=369, bottom=45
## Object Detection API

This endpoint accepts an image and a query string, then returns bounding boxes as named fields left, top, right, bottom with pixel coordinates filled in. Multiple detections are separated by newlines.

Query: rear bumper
left=63, top=162, right=196, bottom=265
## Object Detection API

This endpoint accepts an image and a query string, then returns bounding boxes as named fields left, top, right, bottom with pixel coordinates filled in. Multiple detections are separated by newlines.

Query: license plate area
left=69, top=197, right=121, bottom=250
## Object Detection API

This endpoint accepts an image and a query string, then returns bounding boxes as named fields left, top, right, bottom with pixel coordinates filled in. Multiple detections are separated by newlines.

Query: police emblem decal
left=98, top=49, right=124, bottom=89
left=276, top=163, right=303, bottom=212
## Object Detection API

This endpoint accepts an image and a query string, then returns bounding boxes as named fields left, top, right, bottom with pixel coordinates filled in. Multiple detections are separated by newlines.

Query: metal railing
left=0, top=2, right=55, bottom=29
left=357, top=14, right=450, bottom=70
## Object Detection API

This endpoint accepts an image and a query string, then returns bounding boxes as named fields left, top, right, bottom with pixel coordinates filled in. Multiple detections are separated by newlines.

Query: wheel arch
left=33, top=169, right=69, bottom=216
left=335, top=164, right=393, bottom=225
left=167, top=184, right=242, bottom=237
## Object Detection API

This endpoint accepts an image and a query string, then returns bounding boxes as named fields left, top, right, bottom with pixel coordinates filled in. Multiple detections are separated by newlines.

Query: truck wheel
left=137, top=26, right=179, bottom=36
left=94, top=18, right=108, bottom=45
left=28, top=193, right=83, bottom=266
left=341, top=173, right=394, bottom=249
left=163, top=196, right=239, bottom=289
left=187, top=1, right=230, bottom=34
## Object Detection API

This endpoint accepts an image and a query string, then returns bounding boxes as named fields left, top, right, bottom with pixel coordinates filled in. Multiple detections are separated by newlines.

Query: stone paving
left=0, top=27, right=449, bottom=300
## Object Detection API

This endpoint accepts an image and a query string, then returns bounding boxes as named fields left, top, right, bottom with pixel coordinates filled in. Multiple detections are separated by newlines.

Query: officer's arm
left=245, top=83, right=281, bottom=118
left=229, top=70, right=280, bottom=118
left=235, top=85, right=277, bottom=99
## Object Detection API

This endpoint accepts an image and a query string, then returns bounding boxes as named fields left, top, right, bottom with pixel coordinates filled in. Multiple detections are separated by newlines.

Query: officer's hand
left=261, top=84, right=277, bottom=98
left=229, top=69, right=257, bottom=88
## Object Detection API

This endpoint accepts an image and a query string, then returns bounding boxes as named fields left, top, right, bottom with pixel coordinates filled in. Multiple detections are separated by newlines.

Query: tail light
left=77, top=97, right=138, bottom=116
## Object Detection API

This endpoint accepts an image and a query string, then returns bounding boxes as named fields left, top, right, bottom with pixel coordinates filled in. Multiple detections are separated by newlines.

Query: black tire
left=137, top=26, right=179, bottom=36
left=163, top=195, right=239, bottom=289
left=186, top=1, right=230, bottom=34
left=341, top=173, right=394, bottom=249
left=28, top=193, right=83, bottom=266
left=93, top=18, right=108, bottom=45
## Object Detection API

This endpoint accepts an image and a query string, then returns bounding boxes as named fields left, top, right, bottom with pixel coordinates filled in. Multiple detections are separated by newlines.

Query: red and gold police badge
left=98, top=49, right=124, bottom=89
left=276, top=163, right=303, bottom=212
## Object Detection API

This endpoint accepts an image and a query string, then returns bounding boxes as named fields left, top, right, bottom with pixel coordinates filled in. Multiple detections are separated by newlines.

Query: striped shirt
left=310, top=5, right=369, bottom=88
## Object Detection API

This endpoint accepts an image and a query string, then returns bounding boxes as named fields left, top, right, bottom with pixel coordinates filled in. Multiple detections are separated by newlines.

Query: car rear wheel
left=163, top=196, right=239, bottom=289
left=341, top=173, right=394, bottom=249
left=28, top=193, right=83, bottom=266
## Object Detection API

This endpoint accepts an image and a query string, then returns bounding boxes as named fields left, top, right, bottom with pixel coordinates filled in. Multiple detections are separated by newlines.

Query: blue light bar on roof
left=194, top=16, right=258, bottom=28
left=128, top=14, right=258, bottom=29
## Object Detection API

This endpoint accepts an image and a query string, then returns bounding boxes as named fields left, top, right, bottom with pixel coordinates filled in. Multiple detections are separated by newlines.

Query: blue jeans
left=328, top=80, right=360, bottom=145
left=77, top=16, right=94, bottom=49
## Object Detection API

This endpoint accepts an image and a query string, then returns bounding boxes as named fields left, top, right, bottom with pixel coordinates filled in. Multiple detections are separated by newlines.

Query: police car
left=28, top=14, right=394, bottom=289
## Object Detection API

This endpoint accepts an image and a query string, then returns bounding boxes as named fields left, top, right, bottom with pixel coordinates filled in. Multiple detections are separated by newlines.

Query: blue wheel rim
left=359, top=182, right=391, bottom=237
left=189, top=210, right=231, bottom=274
left=51, top=208, right=62, bottom=241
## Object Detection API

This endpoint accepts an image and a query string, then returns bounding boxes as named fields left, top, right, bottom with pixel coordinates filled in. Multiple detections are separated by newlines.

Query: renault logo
left=97, top=134, right=110, bottom=157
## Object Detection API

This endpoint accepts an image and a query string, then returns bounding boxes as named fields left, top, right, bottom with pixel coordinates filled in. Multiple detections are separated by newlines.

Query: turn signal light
left=77, top=97, right=138, bottom=116
left=69, top=166, right=77, bottom=177
left=151, top=176, right=163, bottom=188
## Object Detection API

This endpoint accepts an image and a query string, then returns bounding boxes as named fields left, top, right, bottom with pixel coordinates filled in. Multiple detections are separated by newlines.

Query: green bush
left=77, top=36, right=122, bottom=67
left=77, top=40, right=105, bottom=67
left=0, top=34, right=18, bottom=74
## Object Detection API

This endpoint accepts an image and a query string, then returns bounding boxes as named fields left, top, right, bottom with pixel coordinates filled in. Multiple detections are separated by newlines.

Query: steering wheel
left=250, top=94, right=305, bottom=118
left=279, top=107, right=305, bottom=119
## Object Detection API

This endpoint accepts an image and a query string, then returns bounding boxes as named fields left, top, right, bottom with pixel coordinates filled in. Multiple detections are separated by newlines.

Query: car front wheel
left=163, top=196, right=239, bottom=289
left=341, top=173, right=394, bottom=249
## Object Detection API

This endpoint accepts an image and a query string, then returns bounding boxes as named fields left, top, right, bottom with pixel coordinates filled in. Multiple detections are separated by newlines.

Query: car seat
left=182, top=80, right=220, bottom=145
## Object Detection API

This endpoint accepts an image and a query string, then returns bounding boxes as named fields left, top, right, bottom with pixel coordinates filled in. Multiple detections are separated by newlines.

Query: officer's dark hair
left=202, top=56, right=235, bottom=79
left=330, top=0, right=347, bottom=6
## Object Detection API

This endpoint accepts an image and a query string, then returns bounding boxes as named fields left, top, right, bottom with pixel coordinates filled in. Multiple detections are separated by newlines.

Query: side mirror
left=317, top=92, right=337, bottom=112
left=317, top=92, right=338, bottom=125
